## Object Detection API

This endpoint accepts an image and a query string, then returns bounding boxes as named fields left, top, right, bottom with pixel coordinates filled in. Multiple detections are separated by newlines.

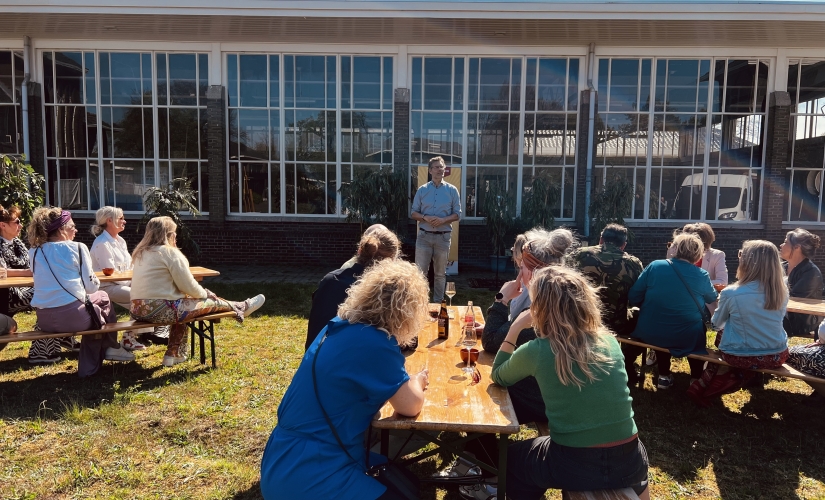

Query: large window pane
left=55, top=52, right=85, bottom=105
left=609, top=59, right=639, bottom=112
left=169, top=53, right=197, bottom=106
left=240, top=162, right=269, bottom=213
left=239, top=54, right=267, bottom=108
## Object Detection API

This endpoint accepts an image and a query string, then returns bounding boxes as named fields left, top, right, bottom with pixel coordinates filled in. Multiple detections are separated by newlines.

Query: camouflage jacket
left=568, top=243, right=643, bottom=336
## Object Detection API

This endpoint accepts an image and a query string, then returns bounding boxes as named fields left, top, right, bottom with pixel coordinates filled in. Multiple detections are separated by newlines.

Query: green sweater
left=492, top=335, right=637, bottom=447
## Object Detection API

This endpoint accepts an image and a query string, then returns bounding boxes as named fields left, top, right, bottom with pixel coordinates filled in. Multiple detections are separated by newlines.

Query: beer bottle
left=438, top=297, right=449, bottom=339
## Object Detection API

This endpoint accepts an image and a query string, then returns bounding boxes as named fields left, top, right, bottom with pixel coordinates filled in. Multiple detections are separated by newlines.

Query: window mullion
left=516, top=56, right=527, bottom=217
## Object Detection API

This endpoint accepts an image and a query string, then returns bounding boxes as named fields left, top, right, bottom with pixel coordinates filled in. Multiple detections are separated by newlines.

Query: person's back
left=570, top=243, right=642, bottom=337
left=714, top=281, right=787, bottom=356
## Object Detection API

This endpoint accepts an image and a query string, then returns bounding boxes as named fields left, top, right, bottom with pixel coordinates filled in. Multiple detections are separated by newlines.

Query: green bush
left=0, top=154, right=45, bottom=230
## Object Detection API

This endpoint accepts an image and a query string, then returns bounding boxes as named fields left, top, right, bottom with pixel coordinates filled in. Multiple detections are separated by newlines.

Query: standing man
left=569, top=223, right=643, bottom=337
left=411, top=156, right=461, bottom=303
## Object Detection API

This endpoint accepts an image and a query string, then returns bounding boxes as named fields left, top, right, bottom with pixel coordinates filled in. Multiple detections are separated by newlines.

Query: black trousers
left=622, top=343, right=705, bottom=380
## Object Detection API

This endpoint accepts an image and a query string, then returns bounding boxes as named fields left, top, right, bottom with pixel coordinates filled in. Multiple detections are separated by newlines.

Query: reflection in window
left=43, top=50, right=208, bottom=212
left=596, top=57, right=767, bottom=222
left=412, top=56, right=580, bottom=219
left=0, top=51, right=24, bottom=155
left=227, top=53, right=393, bottom=215
left=787, top=60, right=825, bottom=222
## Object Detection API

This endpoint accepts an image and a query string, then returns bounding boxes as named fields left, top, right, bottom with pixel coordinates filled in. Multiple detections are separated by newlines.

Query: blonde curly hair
left=338, top=259, right=429, bottom=347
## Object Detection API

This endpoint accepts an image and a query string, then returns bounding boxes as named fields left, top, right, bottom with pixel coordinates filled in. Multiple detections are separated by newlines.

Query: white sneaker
left=162, top=353, right=187, bottom=367
left=122, top=335, right=146, bottom=351
left=244, top=294, right=266, bottom=316
left=105, top=346, right=135, bottom=362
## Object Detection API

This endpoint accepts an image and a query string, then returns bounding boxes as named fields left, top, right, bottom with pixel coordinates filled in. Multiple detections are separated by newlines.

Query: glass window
left=412, top=56, right=580, bottom=219
left=787, top=59, right=825, bottom=222
left=43, top=50, right=209, bottom=212
left=0, top=51, right=23, bottom=155
left=227, top=53, right=393, bottom=215
left=596, top=57, right=767, bottom=222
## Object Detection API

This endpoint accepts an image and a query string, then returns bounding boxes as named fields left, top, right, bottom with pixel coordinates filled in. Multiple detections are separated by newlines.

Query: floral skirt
left=721, top=349, right=789, bottom=370
left=130, top=298, right=243, bottom=325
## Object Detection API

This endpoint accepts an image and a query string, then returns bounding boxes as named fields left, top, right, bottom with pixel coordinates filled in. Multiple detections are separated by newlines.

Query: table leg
left=498, top=433, right=509, bottom=499
left=380, top=429, right=389, bottom=457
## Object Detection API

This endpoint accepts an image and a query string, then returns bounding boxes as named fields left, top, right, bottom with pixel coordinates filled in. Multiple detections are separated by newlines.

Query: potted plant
left=139, top=177, right=201, bottom=259
left=0, top=154, right=45, bottom=228
left=339, top=166, right=410, bottom=240
left=482, top=180, right=516, bottom=276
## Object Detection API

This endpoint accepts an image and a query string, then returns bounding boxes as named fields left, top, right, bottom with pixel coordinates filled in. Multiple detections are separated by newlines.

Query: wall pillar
left=763, top=91, right=792, bottom=244
left=393, top=88, right=410, bottom=173
left=206, top=85, right=227, bottom=227
left=25, top=82, right=44, bottom=175
left=575, top=89, right=596, bottom=239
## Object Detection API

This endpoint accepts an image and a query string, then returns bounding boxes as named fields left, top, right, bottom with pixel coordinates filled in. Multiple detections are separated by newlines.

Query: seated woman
left=667, top=222, right=728, bottom=287
left=486, top=266, right=648, bottom=500
left=304, top=225, right=400, bottom=350
left=687, top=240, right=789, bottom=406
left=27, top=207, right=131, bottom=376
left=624, top=233, right=717, bottom=389
left=781, top=228, right=823, bottom=338
left=0, top=205, right=36, bottom=356
left=482, top=227, right=576, bottom=424
left=260, top=259, right=430, bottom=500
left=129, top=216, right=265, bottom=367
left=90, top=205, right=168, bottom=351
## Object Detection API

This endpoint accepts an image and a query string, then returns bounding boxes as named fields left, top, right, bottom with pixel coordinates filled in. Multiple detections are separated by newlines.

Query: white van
left=672, top=173, right=754, bottom=221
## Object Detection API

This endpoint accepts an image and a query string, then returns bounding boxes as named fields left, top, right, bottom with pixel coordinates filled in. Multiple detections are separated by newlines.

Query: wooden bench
left=616, top=336, right=825, bottom=390
left=562, top=489, right=640, bottom=499
left=0, top=311, right=236, bottom=368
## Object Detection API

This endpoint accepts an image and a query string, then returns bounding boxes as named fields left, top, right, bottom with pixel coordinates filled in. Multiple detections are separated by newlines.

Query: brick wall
left=206, top=86, right=227, bottom=227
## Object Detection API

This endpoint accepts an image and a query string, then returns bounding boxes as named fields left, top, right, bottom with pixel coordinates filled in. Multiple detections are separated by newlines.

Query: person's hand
left=499, top=279, right=521, bottom=302
left=415, top=369, right=429, bottom=391
left=511, top=309, right=533, bottom=333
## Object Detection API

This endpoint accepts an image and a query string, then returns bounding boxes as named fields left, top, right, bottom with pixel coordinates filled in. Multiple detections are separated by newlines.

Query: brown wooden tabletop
left=373, top=305, right=519, bottom=434
left=787, top=297, right=825, bottom=316
left=0, top=266, right=220, bottom=289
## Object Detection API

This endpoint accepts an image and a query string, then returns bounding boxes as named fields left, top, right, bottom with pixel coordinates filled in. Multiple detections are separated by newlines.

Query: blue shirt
left=712, top=281, right=788, bottom=356
left=260, top=318, right=410, bottom=500
left=629, top=259, right=717, bottom=356
left=411, top=180, right=461, bottom=232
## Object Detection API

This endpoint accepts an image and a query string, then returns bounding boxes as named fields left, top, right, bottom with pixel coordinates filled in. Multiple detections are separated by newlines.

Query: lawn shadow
left=229, top=481, right=263, bottom=500
left=0, top=357, right=211, bottom=421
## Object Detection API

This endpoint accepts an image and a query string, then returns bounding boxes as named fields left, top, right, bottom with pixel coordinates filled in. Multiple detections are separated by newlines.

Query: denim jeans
left=414, top=230, right=451, bottom=302
left=506, top=436, right=649, bottom=500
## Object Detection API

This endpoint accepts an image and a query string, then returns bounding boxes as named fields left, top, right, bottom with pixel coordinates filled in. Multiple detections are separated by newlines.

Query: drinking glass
left=445, top=282, right=456, bottom=307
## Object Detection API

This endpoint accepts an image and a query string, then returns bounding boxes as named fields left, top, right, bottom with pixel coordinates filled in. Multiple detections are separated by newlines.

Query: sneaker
left=432, top=456, right=482, bottom=479
left=459, top=482, right=497, bottom=500
left=105, top=346, right=135, bottom=362
left=28, top=353, right=61, bottom=364
left=121, top=336, right=146, bottom=351
left=657, top=374, right=674, bottom=390
left=645, top=350, right=657, bottom=366
left=244, top=294, right=266, bottom=316
left=56, top=336, right=81, bottom=352
left=162, top=353, right=187, bottom=367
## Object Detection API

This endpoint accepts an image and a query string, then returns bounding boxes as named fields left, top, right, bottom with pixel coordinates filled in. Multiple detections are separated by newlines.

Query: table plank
left=0, top=266, right=220, bottom=289
left=373, top=305, right=519, bottom=434
left=787, top=297, right=825, bottom=316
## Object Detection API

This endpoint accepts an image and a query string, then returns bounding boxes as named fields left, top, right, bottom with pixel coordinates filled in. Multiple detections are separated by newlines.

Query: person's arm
left=700, top=273, right=718, bottom=304
left=627, top=266, right=650, bottom=306
left=711, top=250, right=728, bottom=286
left=165, top=248, right=207, bottom=299
left=388, top=369, right=429, bottom=417
left=492, top=310, right=537, bottom=387
left=410, top=186, right=425, bottom=221
left=790, top=265, right=824, bottom=300
left=711, top=288, right=731, bottom=330
left=481, top=301, right=514, bottom=352
left=78, top=243, right=100, bottom=294
left=430, top=187, right=462, bottom=228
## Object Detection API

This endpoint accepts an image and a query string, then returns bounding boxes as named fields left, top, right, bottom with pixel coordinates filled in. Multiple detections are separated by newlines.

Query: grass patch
left=0, top=281, right=823, bottom=498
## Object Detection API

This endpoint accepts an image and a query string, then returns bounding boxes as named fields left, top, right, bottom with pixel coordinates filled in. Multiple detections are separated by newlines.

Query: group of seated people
left=262, top=220, right=825, bottom=500
left=0, top=204, right=265, bottom=377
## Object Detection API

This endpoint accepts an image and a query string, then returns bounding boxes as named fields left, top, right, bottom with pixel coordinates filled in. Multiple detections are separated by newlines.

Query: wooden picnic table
left=373, top=305, right=519, bottom=497
left=787, top=297, right=825, bottom=316
left=0, top=266, right=219, bottom=289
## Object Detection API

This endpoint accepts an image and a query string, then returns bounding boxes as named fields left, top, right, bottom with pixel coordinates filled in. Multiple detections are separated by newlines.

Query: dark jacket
left=482, top=300, right=546, bottom=423
left=304, top=263, right=365, bottom=351
left=784, top=259, right=823, bottom=337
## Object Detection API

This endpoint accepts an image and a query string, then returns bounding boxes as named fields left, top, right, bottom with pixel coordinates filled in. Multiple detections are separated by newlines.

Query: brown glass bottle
left=437, top=297, right=449, bottom=339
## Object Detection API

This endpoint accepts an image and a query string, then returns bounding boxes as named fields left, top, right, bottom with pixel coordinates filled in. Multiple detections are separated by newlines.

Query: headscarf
left=45, top=210, right=72, bottom=233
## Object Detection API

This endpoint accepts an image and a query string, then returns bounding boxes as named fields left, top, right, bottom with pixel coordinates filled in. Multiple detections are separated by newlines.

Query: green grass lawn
left=1, top=282, right=824, bottom=499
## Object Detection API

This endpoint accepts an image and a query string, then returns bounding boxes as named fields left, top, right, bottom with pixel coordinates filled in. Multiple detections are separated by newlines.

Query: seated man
left=569, top=223, right=643, bottom=337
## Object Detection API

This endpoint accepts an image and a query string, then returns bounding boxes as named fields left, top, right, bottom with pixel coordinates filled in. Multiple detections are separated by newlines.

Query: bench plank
left=562, top=488, right=640, bottom=500
left=616, top=336, right=825, bottom=386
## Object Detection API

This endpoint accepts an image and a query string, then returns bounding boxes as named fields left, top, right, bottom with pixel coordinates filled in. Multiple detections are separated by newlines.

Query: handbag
left=667, top=259, right=714, bottom=333
left=311, top=333, right=421, bottom=500
left=34, top=244, right=104, bottom=330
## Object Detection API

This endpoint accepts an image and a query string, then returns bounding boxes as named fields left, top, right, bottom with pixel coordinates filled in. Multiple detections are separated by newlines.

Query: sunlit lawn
left=0, top=282, right=824, bottom=499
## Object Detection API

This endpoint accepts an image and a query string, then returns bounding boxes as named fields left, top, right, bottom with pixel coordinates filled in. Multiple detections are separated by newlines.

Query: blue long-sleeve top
left=628, top=258, right=717, bottom=356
